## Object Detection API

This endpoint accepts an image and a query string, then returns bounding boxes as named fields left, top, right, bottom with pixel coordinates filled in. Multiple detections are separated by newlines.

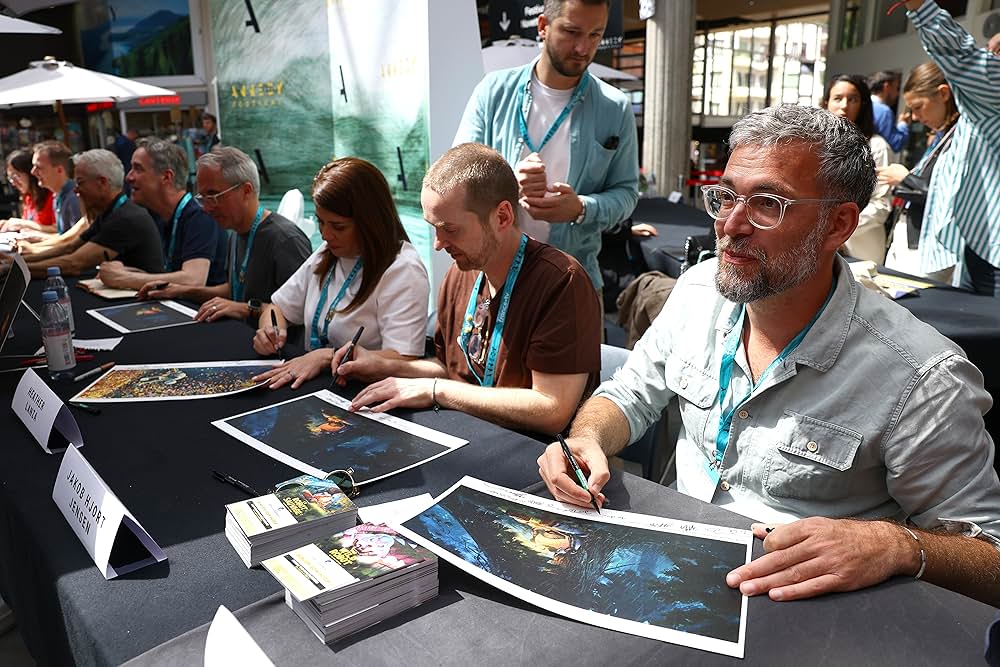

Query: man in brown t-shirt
left=335, top=143, right=602, bottom=435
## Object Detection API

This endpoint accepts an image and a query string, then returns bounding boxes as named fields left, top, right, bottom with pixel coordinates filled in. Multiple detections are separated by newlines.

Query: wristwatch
left=247, top=298, right=262, bottom=319
left=573, top=197, right=587, bottom=225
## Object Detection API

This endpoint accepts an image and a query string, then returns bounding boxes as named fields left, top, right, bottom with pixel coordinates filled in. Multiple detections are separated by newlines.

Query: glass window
left=692, top=15, right=827, bottom=119
left=874, top=3, right=908, bottom=40
left=840, top=0, right=864, bottom=50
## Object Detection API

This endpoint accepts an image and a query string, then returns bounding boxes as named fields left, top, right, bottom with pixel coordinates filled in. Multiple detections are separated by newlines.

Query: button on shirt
left=595, top=256, right=1000, bottom=545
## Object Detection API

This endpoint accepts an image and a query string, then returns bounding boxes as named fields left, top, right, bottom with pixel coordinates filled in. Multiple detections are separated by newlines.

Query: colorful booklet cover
left=228, top=475, right=357, bottom=539
left=262, top=523, right=437, bottom=604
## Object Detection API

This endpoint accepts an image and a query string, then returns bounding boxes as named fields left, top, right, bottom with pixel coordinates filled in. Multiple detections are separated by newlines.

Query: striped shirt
left=910, top=1, right=1000, bottom=274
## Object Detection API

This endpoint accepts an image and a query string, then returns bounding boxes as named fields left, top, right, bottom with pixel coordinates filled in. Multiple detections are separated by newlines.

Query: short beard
left=544, top=41, right=589, bottom=79
left=714, top=214, right=829, bottom=303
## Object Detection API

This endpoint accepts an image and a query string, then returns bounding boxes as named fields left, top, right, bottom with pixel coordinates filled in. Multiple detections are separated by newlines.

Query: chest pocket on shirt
left=580, top=140, right=616, bottom=189
left=763, top=410, right=863, bottom=501
left=664, top=356, right=715, bottom=445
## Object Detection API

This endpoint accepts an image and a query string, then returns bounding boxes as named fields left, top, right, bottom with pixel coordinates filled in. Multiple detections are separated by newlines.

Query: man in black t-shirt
left=98, top=139, right=228, bottom=290
left=24, top=149, right=163, bottom=278
left=142, top=146, right=311, bottom=321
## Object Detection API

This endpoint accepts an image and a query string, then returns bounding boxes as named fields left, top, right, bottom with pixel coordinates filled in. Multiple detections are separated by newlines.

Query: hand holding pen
left=270, top=309, right=284, bottom=361
left=251, top=308, right=287, bottom=358
left=329, top=326, right=364, bottom=389
left=556, top=433, right=603, bottom=513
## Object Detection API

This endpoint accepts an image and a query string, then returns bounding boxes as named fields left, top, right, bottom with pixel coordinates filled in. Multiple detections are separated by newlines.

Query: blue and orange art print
left=398, top=478, right=752, bottom=658
left=214, top=391, right=467, bottom=486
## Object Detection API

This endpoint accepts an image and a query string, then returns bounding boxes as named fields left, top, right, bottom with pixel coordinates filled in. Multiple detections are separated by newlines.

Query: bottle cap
left=46, top=266, right=61, bottom=277
left=41, top=290, right=58, bottom=303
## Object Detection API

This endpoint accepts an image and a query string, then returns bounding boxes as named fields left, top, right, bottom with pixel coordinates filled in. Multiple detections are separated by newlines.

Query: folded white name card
left=204, top=606, right=275, bottom=667
left=11, top=368, right=83, bottom=454
left=52, top=444, right=167, bottom=579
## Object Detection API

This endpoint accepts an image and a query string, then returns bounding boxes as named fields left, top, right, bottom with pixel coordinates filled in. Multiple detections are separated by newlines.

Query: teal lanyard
left=516, top=74, right=589, bottom=154
left=310, top=258, right=362, bottom=349
left=459, top=233, right=528, bottom=387
left=230, top=206, right=265, bottom=302
left=163, top=193, right=192, bottom=272
left=110, top=194, right=127, bottom=212
left=713, top=282, right=837, bottom=467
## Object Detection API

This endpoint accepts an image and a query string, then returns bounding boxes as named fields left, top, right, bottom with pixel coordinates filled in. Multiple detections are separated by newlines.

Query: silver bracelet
left=901, top=526, right=927, bottom=580
left=431, top=378, right=440, bottom=413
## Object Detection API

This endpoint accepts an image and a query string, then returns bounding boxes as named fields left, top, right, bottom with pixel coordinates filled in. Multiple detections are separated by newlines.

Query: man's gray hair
left=136, top=138, right=189, bottom=190
left=728, top=104, right=876, bottom=209
left=196, top=146, right=259, bottom=195
left=72, top=149, right=124, bottom=191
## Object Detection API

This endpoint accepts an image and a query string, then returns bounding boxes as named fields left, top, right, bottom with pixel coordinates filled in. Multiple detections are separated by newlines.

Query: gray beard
left=714, top=219, right=827, bottom=303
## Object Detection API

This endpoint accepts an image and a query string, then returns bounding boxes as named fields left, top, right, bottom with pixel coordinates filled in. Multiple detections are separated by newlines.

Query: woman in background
left=877, top=61, right=960, bottom=280
left=879, top=1, right=1000, bottom=294
left=252, top=157, right=430, bottom=389
left=821, top=74, right=892, bottom=264
left=0, top=149, right=56, bottom=235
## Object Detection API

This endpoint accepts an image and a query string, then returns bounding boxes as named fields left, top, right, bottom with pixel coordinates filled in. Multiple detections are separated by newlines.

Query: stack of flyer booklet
left=262, top=523, right=438, bottom=644
left=225, top=475, right=358, bottom=567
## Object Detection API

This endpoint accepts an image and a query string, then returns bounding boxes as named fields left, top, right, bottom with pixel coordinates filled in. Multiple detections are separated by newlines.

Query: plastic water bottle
left=647, top=172, right=658, bottom=198
left=45, top=266, right=75, bottom=333
left=41, top=290, right=75, bottom=380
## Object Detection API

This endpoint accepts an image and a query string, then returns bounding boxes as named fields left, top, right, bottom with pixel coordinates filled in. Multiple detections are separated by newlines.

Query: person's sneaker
left=0, top=599, right=15, bottom=635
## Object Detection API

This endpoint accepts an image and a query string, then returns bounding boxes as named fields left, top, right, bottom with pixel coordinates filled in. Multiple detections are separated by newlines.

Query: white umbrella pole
left=54, top=100, right=67, bottom=143
left=97, top=112, right=107, bottom=148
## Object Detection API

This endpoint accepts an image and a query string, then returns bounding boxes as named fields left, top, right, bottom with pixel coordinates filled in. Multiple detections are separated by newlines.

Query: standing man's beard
left=714, top=216, right=829, bottom=304
left=545, top=42, right=591, bottom=79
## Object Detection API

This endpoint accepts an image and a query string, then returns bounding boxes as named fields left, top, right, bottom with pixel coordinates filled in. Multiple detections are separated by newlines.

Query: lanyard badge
left=310, top=258, right=362, bottom=349
left=458, top=234, right=529, bottom=387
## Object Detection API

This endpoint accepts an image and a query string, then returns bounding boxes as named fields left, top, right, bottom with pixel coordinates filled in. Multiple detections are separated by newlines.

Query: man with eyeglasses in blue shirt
left=538, top=103, right=1000, bottom=607
left=141, top=146, right=311, bottom=322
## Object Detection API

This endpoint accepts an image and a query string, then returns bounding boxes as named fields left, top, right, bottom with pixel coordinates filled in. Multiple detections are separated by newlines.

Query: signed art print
left=86, top=300, right=197, bottom=334
left=71, top=360, right=279, bottom=402
left=396, top=478, right=752, bottom=658
left=213, top=390, right=466, bottom=485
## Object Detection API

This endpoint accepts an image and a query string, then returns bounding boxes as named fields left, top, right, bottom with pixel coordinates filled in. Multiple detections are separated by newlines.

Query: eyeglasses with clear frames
left=194, top=181, right=242, bottom=206
left=701, top=184, right=843, bottom=230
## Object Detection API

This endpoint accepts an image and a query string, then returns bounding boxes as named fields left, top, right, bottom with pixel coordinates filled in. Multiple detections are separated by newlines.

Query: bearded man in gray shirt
left=538, top=104, right=1000, bottom=607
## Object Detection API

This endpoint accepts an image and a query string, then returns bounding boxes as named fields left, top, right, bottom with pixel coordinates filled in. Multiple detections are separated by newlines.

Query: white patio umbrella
left=1, top=0, right=76, bottom=15
left=482, top=39, right=638, bottom=82
left=0, top=14, right=61, bottom=33
left=0, top=57, right=177, bottom=144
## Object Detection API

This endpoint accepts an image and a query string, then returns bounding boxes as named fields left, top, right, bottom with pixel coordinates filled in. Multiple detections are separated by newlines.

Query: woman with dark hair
left=252, top=157, right=430, bottom=389
left=0, top=149, right=56, bottom=234
left=878, top=61, right=961, bottom=279
left=821, top=74, right=892, bottom=263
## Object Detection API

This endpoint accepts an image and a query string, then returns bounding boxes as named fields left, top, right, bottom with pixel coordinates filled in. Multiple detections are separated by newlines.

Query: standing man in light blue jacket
left=454, top=0, right=639, bottom=291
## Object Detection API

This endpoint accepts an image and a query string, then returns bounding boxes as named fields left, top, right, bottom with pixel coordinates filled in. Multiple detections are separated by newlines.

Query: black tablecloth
left=124, top=472, right=998, bottom=667
left=0, top=284, right=547, bottom=666
left=629, top=197, right=714, bottom=277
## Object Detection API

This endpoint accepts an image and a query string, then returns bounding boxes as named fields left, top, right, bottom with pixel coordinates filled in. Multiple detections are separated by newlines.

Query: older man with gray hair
left=144, top=146, right=310, bottom=322
left=538, top=104, right=1000, bottom=607
left=24, top=148, right=162, bottom=278
left=98, top=138, right=228, bottom=291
